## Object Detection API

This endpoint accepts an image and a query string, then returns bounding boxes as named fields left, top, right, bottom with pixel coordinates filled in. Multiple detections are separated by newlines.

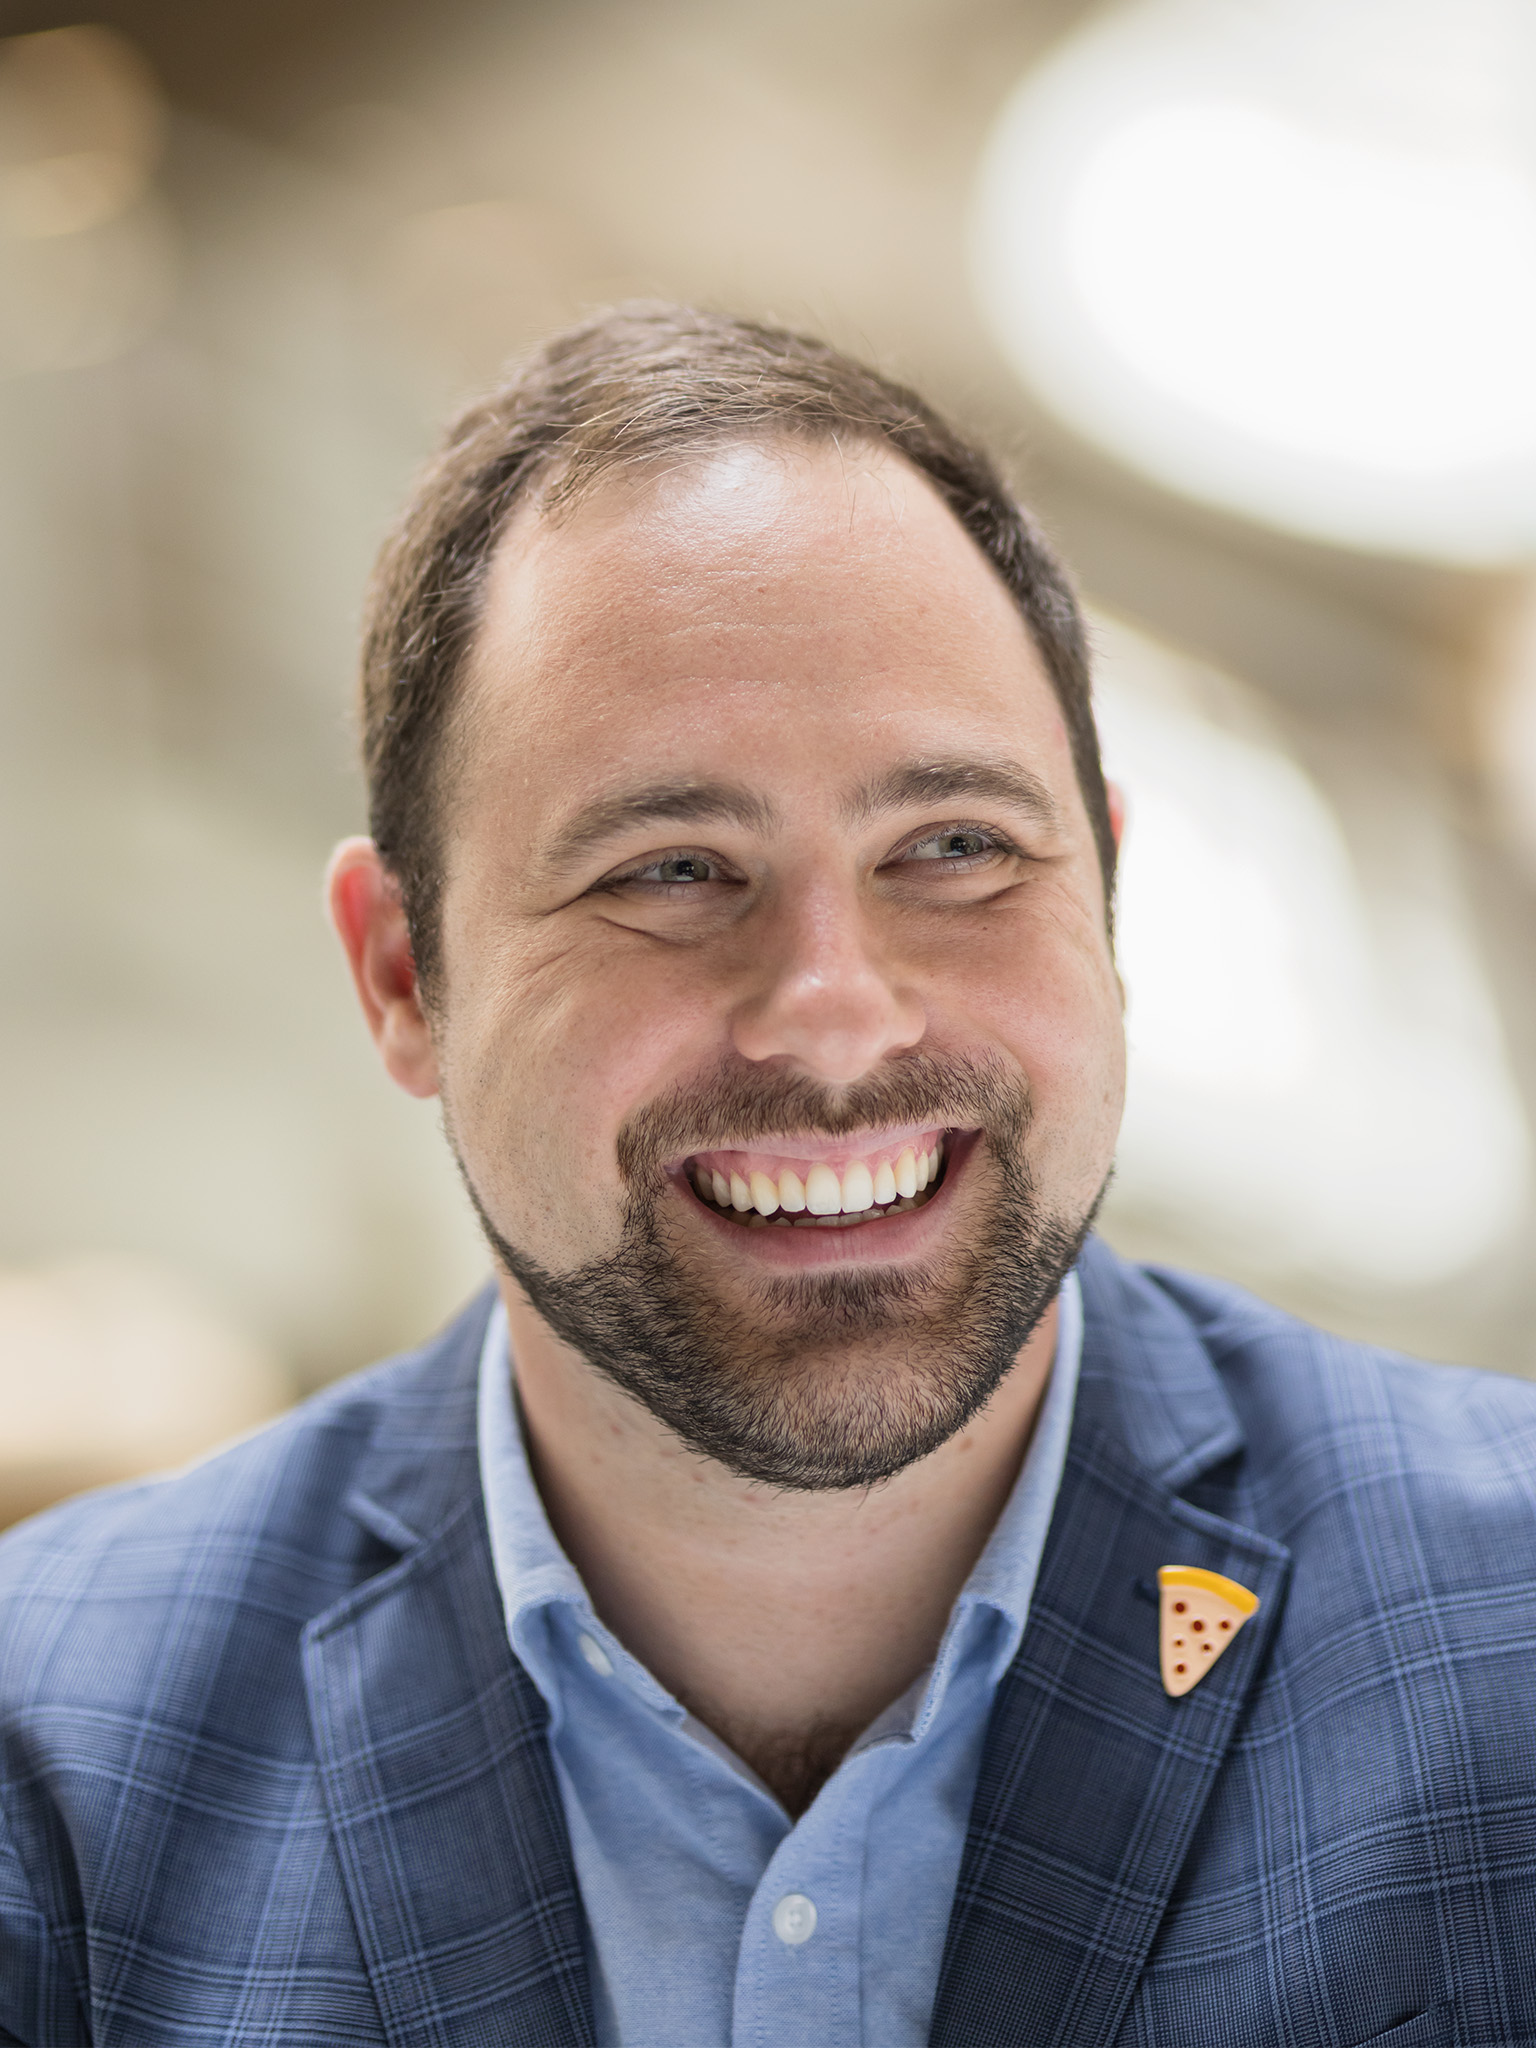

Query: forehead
left=460, top=439, right=1073, bottom=814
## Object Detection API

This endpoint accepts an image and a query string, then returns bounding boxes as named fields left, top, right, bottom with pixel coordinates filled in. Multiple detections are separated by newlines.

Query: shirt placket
left=730, top=1750, right=883, bottom=2048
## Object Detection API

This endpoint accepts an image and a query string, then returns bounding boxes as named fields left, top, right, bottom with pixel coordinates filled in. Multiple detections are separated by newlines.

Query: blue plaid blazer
left=3, top=1236, right=1535, bottom=2046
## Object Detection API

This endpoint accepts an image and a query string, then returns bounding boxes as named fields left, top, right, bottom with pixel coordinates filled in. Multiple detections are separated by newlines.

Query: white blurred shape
left=972, top=0, right=1536, bottom=562
left=1071, top=104, right=1536, bottom=475
left=1095, top=616, right=1529, bottom=1285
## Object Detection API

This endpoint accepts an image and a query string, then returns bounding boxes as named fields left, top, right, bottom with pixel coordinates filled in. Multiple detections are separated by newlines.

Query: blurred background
left=4, top=0, right=1536, bottom=1524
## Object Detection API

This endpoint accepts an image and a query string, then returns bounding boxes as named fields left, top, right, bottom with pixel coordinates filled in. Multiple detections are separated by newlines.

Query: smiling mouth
left=684, top=1130, right=952, bottom=1230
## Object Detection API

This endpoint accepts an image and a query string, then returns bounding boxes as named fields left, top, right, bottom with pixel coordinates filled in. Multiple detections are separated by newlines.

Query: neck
left=503, top=1284, right=1060, bottom=1815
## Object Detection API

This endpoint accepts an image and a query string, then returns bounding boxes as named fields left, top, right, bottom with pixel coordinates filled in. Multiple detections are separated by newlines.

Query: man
left=2, top=306, right=1534, bottom=2048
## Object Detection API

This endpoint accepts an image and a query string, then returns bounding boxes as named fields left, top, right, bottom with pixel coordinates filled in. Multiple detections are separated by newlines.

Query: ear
left=325, top=837, right=440, bottom=1099
left=1106, top=779, right=1127, bottom=850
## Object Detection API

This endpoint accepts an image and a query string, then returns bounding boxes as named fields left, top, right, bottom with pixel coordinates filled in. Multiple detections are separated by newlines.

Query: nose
left=730, top=879, right=926, bottom=1085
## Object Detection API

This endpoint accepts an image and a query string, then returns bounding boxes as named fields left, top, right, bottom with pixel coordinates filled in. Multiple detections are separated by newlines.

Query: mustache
left=614, top=1048, right=1030, bottom=1190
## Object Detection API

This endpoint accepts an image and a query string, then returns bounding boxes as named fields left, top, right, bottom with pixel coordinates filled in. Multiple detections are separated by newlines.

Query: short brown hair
left=360, top=303, right=1115, bottom=990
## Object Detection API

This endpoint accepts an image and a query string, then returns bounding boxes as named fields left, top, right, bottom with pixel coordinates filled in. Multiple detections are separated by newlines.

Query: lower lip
left=676, top=1131, right=978, bottom=1269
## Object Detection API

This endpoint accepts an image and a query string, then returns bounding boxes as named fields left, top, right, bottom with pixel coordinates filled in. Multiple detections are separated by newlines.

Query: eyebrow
left=539, top=780, right=781, bottom=878
left=843, top=757, right=1062, bottom=829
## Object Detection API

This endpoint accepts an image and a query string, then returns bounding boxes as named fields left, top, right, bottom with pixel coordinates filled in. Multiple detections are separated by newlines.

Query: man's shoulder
left=1083, top=1237, right=1536, bottom=1537
left=1151, top=1252, right=1536, bottom=1439
left=0, top=1286, right=496, bottom=1718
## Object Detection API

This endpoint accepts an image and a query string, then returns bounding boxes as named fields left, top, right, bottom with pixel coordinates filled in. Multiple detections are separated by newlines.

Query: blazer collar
left=338, top=1285, right=497, bottom=1557
left=304, top=1285, right=596, bottom=2048
left=1073, top=1233, right=1248, bottom=1490
left=930, top=1236, right=1292, bottom=2048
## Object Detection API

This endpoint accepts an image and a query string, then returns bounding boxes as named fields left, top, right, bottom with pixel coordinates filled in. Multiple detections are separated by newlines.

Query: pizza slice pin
left=1158, top=1566, right=1260, bottom=1696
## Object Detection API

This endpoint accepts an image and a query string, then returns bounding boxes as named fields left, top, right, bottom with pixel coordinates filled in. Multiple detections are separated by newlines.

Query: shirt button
left=578, top=1633, right=613, bottom=1677
left=772, top=1893, right=817, bottom=1946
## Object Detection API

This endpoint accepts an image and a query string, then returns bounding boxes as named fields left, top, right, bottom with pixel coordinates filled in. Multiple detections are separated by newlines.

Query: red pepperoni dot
left=1173, top=1637, right=1185, bottom=1648
left=1173, top=1601, right=1187, bottom=1613
left=1202, top=1642, right=1213, bottom=1652
left=1174, top=1662, right=1187, bottom=1674
left=1191, top=1619, right=1205, bottom=1632
left=1219, top=1619, right=1231, bottom=1630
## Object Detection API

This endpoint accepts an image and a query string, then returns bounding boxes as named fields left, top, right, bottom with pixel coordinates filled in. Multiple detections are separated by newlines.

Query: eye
left=891, top=825, right=1011, bottom=867
left=599, top=847, right=738, bottom=894
left=641, top=854, right=717, bottom=885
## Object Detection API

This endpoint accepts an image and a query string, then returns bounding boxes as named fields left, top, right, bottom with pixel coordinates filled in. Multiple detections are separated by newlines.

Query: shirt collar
left=478, top=1269, right=1084, bottom=1732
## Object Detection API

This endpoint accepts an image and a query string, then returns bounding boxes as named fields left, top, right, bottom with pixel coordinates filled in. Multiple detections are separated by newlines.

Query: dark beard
left=454, top=1051, right=1098, bottom=1491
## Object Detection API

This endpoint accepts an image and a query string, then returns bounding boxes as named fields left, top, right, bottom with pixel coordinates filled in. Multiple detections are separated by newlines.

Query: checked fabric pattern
left=4, top=1237, right=1536, bottom=2045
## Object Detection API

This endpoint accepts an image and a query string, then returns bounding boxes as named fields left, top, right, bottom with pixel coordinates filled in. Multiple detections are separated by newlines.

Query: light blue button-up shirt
left=478, top=1273, right=1083, bottom=2048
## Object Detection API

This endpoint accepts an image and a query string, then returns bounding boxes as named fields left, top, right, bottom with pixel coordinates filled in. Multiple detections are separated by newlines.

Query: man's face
left=430, top=440, right=1125, bottom=1487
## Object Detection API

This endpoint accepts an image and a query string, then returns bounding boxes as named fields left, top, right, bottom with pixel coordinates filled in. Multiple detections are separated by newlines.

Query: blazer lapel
left=930, top=1242, right=1292, bottom=2048
left=303, top=1294, right=594, bottom=2048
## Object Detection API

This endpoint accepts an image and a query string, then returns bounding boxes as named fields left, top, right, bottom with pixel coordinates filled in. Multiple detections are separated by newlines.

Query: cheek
left=437, top=926, right=723, bottom=1253
left=948, top=906, right=1126, bottom=1190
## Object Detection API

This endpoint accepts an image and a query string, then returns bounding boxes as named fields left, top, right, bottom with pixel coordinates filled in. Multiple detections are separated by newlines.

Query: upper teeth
left=691, top=1139, right=945, bottom=1219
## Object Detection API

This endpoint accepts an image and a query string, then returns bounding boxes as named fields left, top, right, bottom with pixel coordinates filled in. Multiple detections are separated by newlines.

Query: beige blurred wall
left=3, top=0, right=1535, bottom=1523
